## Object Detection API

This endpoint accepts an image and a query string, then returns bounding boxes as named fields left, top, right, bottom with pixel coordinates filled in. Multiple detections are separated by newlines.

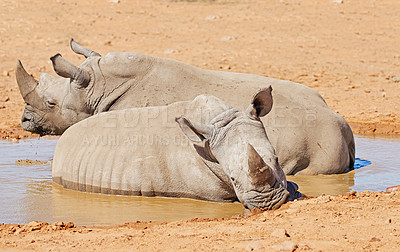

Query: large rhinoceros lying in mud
left=52, top=88, right=301, bottom=210
left=17, top=39, right=354, bottom=175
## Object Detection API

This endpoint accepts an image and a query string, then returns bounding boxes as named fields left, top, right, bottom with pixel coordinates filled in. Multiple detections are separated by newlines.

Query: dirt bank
left=1, top=191, right=399, bottom=251
left=1, top=0, right=400, bottom=139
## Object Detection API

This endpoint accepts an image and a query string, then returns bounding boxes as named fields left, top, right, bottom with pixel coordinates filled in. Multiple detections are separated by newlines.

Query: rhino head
left=16, top=40, right=102, bottom=135
left=16, top=39, right=151, bottom=135
left=177, top=87, right=291, bottom=210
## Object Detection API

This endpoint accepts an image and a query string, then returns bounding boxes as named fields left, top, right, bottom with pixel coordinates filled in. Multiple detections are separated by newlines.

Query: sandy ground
left=1, top=191, right=399, bottom=251
left=1, top=0, right=400, bottom=250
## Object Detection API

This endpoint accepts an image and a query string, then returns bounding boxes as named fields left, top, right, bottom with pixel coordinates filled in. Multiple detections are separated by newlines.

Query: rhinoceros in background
left=53, top=88, right=301, bottom=210
left=17, top=39, right=354, bottom=175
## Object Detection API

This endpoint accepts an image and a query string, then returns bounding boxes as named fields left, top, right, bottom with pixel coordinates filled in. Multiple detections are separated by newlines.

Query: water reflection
left=49, top=184, right=243, bottom=226
left=288, top=171, right=355, bottom=197
left=288, top=135, right=400, bottom=196
left=1, top=135, right=400, bottom=225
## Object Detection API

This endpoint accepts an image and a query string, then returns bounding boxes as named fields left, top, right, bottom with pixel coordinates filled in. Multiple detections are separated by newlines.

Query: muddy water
left=0, top=137, right=243, bottom=226
left=288, top=135, right=400, bottom=196
left=0, top=135, right=399, bottom=225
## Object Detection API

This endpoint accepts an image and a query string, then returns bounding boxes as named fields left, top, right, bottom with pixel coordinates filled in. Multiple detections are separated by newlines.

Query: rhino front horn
left=247, top=143, right=276, bottom=187
left=50, top=54, right=91, bottom=88
left=70, top=38, right=101, bottom=58
left=16, top=60, right=40, bottom=104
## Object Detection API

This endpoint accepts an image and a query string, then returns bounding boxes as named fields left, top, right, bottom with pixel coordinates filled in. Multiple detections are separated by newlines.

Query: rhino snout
left=21, top=112, right=32, bottom=123
left=21, top=111, right=34, bottom=131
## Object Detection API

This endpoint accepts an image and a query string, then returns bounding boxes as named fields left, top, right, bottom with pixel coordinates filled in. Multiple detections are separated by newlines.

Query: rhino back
left=108, top=56, right=327, bottom=112
left=53, top=97, right=236, bottom=201
left=99, top=54, right=353, bottom=175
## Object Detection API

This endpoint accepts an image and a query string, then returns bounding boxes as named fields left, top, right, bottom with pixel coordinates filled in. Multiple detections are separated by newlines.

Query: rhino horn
left=247, top=143, right=276, bottom=187
left=50, top=53, right=91, bottom=88
left=70, top=38, right=101, bottom=58
left=16, top=60, right=40, bottom=104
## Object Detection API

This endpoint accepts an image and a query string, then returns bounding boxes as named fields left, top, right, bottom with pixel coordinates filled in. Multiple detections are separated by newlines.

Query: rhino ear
left=70, top=38, right=101, bottom=58
left=248, top=144, right=276, bottom=186
left=246, top=86, right=273, bottom=118
left=50, top=53, right=91, bottom=88
left=175, top=117, right=213, bottom=142
left=176, top=116, right=218, bottom=163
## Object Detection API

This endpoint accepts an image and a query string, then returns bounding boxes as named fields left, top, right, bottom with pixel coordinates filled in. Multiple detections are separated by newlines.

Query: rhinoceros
left=52, top=88, right=300, bottom=210
left=17, top=39, right=354, bottom=175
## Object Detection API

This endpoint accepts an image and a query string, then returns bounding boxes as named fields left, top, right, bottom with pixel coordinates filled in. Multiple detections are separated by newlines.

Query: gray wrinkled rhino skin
left=53, top=89, right=293, bottom=210
left=17, top=39, right=354, bottom=175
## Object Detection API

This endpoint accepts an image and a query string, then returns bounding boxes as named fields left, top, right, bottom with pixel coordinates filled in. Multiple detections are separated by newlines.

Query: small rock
left=387, top=185, right=400, bottom=192
left=364, top=89, right=371, bottom=93
left=386, top=218, right=392, bottom=224
left=7, top=226, right=17, bottom=234
left=370, top=237, right=381, bottom=242
left=205, top=15, right=220, bottom=20
left=272, top=241, right=298, bottom=251
left=0, top=105, right=5, bottom=109
left=271, top=228, right=290, bottom=238
left=221, top=36, right=235, bottom=41
left=2, top=70, right=9, bottom=77
left=15, top=228, right=23, bottom=235
left=66, top=222, right=75, bottom=228
left=104, top=41, right=112, bottom=46
left=382, top=92, right=386, bottom=98
left=332, top=0, right=343, bottom=3
left=25, top=221, right=46, bottom=231
left=3, top=96, right=9, bottom=102
left=108, top=0, right=120, bottom=3
left=246, top=241, right=264, bottom=251
left=163, top=49, right=179, bottom=54
left=391, top=76, right=400, bottom=83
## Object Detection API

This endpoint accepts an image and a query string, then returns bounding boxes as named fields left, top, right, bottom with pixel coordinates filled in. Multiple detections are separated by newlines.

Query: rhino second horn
left=16, top=60, right=39, bottom=103
left=50, top=54, right=91, bottom=87
left=70, top=38, right=101, bottom=58
left=247, top=143, right=276, bottom=187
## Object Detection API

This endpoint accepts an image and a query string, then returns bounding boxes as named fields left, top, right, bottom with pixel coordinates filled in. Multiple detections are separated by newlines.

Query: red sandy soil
left=1, top=0, right=400, bottom=251
left=1, top=191, right=399, bottom=251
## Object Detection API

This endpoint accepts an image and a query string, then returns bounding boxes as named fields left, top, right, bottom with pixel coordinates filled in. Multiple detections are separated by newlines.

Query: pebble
left=386, top=185, right=400, bottom=192
left=2, top=70, right=9, bottom=77
left=369, top=237, right=381, bottom=242
left=332, top=0, right=343, bottom=3
left=246, top=241, right=264, bottom=251
left=364, top=89, right=371, bottom=93
left=391, top=76, right=400, bottom=83
left=205, top=15, right=220, bottom=21
left=108, top=0, right=120, bottom=3
left=0, top=105, right=5, bottom=109
left=272, top=241, right=298, bottom=251
left=221, top=36, right=236, bottom=41
left=164, top=49, right=179, bottom=54
left=271, top=228, right=290, bottom=238
left=382, top=92, right=386, bottom=98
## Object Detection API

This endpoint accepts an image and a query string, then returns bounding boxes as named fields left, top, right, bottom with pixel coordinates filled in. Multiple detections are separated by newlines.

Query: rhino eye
left=45, top=100, right=56, bottom=108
